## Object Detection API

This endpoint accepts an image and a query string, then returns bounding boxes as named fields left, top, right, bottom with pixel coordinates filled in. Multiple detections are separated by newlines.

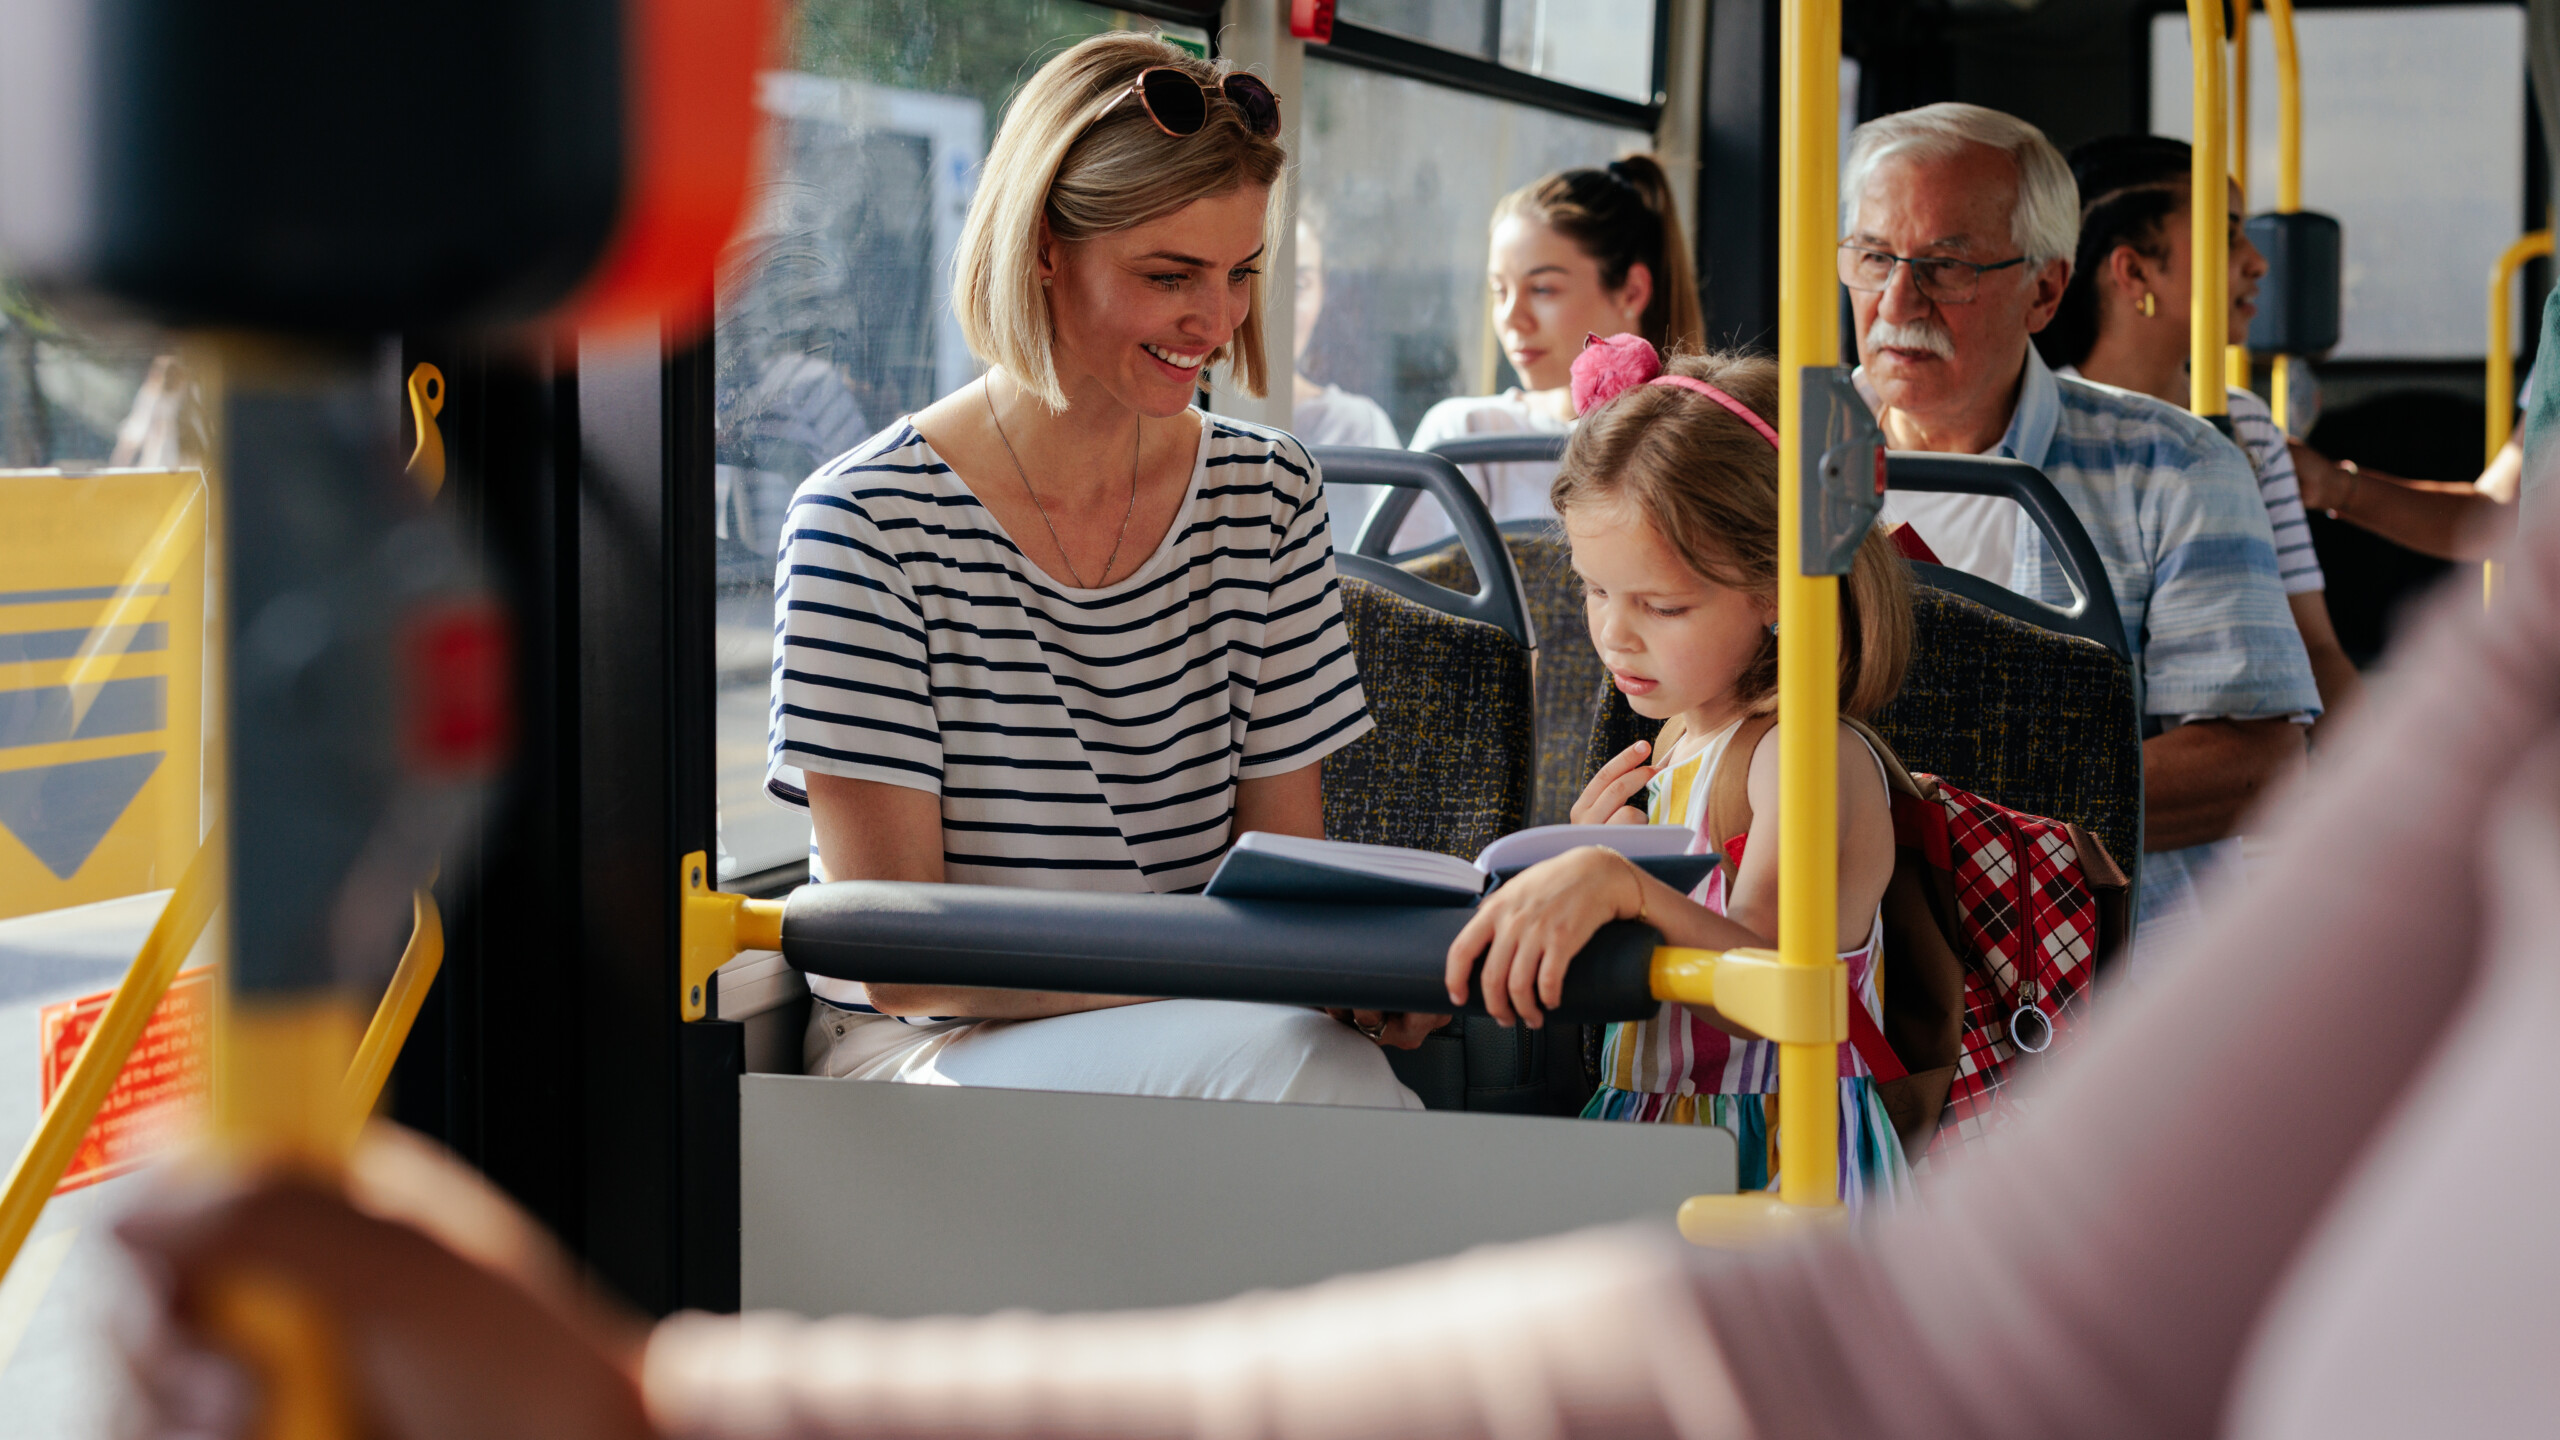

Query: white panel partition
left=742, top=1074, right=1734, bottom=1318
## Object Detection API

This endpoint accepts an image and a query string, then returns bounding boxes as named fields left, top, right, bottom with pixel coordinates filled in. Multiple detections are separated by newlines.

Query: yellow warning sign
left=0, top=470, right=207, bottom=920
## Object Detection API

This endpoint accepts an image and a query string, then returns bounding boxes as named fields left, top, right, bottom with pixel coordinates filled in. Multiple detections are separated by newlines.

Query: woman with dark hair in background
left=1393, top=154, right=1703, bottom=549
left=2035, top=135, right=2362, bottom=733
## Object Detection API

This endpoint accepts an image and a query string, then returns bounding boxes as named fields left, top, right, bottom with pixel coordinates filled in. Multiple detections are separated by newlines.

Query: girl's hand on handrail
left=1445, top=847, right=1648, bottom=1029
left=1571, top=741, right=1657, bottom=826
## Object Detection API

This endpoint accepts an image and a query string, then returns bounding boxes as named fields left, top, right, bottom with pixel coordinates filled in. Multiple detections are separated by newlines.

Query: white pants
left=804, top=999, right=1422, bottom=1110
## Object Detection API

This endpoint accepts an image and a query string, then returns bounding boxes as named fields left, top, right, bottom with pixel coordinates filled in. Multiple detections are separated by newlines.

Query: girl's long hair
left=1550, top=350, right=1912, bottom=720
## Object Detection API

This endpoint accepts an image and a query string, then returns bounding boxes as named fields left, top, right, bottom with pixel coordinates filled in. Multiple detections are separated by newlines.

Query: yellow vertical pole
left=2225, top=0, right=2254, bottom=393
left=2267, top=0, right=2302, bottom=430
left=1773, top=0, right=1842, bottom=1209
left=2188, top=0, right=2231, bottom=423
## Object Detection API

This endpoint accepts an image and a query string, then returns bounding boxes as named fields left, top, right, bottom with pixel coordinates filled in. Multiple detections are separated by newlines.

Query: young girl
left=1442, top=336, right=1917, bottom=1203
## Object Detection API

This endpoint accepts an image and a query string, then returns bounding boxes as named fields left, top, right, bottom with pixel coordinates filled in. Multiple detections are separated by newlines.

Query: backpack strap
left=1704, top=713, right=1779, bottom=855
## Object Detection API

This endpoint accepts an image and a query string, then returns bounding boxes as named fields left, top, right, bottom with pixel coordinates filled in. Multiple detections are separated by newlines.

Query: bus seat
left=1311, top=446, right=1582, bottom=1115
left=1386, top=434, right=1595, bottom=829
left=1405, top=535, right=1605, bottom=831
left=1867, top=586, right=2144, bottom=884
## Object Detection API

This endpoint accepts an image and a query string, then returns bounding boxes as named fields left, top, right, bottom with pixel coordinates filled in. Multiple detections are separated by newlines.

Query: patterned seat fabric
left=1405, top=533, right=1603, bottom=828
left=1325, top=574, right=1587, bottom=1113
left=1322, top=576, right=1532, bottom=856
left=1578, top=584, right=2142, bottom=894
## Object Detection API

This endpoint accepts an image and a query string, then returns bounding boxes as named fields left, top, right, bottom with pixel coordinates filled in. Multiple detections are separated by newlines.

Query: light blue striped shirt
left=1880, top=348, right=2320, bottom=945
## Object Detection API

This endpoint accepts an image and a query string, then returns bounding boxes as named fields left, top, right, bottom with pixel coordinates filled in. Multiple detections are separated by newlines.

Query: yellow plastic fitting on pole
left=2188, top=0, right=2230, bottom=421
left=1650, top=946, right=1848, bottom=1046
left=342, top=887, right=445, bottom=1128
left=0, top=844, right=222, bottom=1287
left=679, top=851, right=786, bottom=1021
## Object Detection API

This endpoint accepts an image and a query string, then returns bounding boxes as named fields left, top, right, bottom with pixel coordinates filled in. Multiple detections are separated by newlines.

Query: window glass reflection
left=1340, top=0, right=1660, bottom=102
left=713, top=0, right=1140, bottom=883
left=2150, top=4, right=2525, bottom=361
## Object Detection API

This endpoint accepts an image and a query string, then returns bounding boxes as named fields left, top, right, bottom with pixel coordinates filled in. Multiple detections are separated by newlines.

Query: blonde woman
left=767, top=34, right=1415, bottom=1107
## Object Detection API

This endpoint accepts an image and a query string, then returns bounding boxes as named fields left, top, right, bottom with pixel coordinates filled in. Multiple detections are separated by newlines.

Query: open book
left=1202, top=825, right=1714, bottom=907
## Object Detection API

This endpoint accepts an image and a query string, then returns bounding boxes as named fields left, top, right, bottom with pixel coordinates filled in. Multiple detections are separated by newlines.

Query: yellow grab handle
left=342, top=887, right=445, bottom=1129
left=405, top=363, right=446, bottom=498
left=679, top=851, right=785, bottom=1020
left=0, top=845, right=222, bottom=1285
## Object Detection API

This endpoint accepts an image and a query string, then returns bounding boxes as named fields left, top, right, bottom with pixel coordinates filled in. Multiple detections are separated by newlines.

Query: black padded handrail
left=1887, top=453, right=2131, bottom=660
left=1353, top=433, right=1572, bottom=560
left=782, top=881, right=1661, bottom=1024
left=1311, top=444, right=1536, bottom=651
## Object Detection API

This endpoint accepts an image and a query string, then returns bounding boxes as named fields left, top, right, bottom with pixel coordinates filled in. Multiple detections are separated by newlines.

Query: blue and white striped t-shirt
left=2221, top=384, right=2326, bottom=596
left=766, top=411, right=1374, bottom=1005
left=2056, top=368, right=2326, bottom=596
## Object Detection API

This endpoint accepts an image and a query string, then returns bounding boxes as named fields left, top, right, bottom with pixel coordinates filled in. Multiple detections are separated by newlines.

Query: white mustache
left=1865, top=317, right=1955, bottom=360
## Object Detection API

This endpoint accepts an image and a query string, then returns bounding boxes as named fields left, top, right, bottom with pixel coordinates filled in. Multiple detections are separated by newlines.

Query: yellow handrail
left=2267, top=0, right=2302, bottom=429
left=2486, top=231, right=2551, bottom=463
left=342, top=887, right=445, bottom=1128
left=2226, top=0, right=2253, bottom=393
left=0, top=846, right=223, bottom=1283
left=2189, top=0, right=2231, bottom=421
left=2269, top=0, right=2301, bottom=213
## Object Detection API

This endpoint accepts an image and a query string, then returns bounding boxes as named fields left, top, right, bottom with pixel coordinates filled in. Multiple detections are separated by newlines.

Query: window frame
left=1312, top=2, right=1674, bottom=133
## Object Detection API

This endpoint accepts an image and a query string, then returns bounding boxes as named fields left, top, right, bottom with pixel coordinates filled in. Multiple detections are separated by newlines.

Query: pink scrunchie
left=1567, top=333, right=1780, bottom=449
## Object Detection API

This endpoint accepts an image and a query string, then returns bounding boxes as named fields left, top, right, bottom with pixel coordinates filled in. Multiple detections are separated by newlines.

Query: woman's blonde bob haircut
left=955, top=33, right=1288, bottom=412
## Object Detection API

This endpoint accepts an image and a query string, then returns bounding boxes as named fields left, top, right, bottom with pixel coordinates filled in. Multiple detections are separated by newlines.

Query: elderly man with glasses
left=1843, top=102, right=2317, bottom=964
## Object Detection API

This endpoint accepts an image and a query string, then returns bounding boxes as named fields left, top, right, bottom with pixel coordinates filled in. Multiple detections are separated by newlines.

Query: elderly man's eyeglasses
left=1836, top=243, right=2029, bottom=304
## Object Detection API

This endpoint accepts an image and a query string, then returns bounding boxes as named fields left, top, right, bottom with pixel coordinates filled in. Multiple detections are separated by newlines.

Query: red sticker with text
left=38, top=967, right=215, bottom=1193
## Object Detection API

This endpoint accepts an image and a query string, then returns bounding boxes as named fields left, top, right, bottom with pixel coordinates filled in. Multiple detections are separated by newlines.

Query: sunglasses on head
left=1096, top=66, right=1282, bottom=140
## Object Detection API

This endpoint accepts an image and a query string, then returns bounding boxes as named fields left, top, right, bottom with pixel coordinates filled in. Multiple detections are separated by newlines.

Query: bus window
left=711, top=0, right=1160, bottom=887
left=0, top=304, right=215, bottom=1433
left=2150, top=3, right=2527, bottom=362
left=1295, top=64, right=1650, bottom=443
left=1340, top=0, right=1662, bottom=104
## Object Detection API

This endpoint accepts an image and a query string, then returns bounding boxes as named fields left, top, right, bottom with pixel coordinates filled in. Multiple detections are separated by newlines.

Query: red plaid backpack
left=1700, top=715, right=2130, bottom=1161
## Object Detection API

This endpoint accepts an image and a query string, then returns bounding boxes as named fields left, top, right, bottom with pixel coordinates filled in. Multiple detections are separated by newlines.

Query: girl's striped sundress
left=1581, top=714, right=1915, bottom=1206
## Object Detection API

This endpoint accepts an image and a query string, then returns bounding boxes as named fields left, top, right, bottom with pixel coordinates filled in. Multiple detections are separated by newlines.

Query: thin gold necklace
left=985, top=378, right=1139, bottom=590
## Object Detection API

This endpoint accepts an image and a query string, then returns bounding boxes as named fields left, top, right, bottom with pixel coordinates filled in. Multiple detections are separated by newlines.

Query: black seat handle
left=1886, top=452, right=2131, bottom=661
left=1310, top=444, right=1536, bottom=652
left=1352, top=433, right=1572, bottom=559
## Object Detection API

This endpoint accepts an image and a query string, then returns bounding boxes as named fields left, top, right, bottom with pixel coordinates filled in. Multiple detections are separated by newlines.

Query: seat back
left=1312, top=445, right=1584, bottom=1114
left=1403, top=534, right=1600, bottom=830
left=1372, top=433, right=1602, bottom=830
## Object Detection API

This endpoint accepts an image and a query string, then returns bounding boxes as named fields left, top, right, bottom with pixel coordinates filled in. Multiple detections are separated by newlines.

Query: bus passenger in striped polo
left=765, top=34, right=1416, bottom=1108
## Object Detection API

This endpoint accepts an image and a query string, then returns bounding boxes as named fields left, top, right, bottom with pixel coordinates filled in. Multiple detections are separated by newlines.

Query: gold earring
left=2139, top=291, right=2157, bottom=318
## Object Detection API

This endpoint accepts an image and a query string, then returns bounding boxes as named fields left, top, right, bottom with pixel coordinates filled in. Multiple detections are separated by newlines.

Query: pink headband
left=1568, top=333, right=1779, bottom=449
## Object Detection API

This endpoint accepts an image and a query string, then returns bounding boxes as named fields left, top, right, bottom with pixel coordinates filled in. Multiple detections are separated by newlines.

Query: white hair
left=1840, top=103, right=2078, bottom=268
